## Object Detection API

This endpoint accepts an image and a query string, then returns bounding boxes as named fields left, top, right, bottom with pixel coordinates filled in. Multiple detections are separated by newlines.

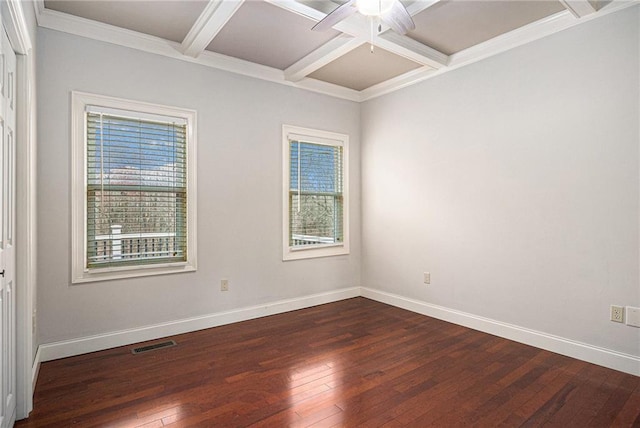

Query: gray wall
left=37, top=6, right=640, bottom=361
left=37, top=29, right=361, bottom=344
left=361, top=7, right=640, bottom=357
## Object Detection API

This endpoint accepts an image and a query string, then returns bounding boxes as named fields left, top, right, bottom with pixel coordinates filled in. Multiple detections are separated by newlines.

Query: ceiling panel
left=44, top=0, right=208, bottom=43
left=408, top=0, right=566, bottom=55
left=309, top=44, right=424, bottom=91
left=206, top=1, right=341, bottom=70
left=39, top=0, right=616, bottom=98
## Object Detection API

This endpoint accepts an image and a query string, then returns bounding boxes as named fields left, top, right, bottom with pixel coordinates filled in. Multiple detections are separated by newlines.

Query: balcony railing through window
left=90, top=225, right=183, bottom=265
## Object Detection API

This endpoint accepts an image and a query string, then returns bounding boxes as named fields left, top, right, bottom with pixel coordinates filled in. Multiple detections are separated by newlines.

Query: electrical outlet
left=423, top=272, right=430, bottom=285
left=610, top=305, right=624, bottom=323
left=221, top=279, right=229, bottom=292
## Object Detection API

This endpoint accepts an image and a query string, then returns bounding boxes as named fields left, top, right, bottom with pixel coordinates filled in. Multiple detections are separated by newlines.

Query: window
left=283, top=125, right=349, bottom=260
left=72, top=92, right=197, bottom=283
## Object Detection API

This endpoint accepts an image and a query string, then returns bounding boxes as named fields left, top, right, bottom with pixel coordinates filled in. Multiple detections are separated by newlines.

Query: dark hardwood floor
left=16, top=297, right=640, bottom=427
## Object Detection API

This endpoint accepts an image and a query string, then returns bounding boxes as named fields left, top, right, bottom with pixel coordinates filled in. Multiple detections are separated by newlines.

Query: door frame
left=1, top=0, right=35, bottom=420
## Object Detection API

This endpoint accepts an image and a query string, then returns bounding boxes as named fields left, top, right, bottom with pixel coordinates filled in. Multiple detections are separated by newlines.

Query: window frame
left=282, top=124, right=349, bottom=261
left=71, top=91, right=197, bottom=283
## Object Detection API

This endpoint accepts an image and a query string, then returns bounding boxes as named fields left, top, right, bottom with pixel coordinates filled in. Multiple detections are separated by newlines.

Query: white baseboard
left=38, top=287, right=360, bottom=362
left=361, top=287, right=640, bottom=377
left=36, top=286, right=639, bottom=379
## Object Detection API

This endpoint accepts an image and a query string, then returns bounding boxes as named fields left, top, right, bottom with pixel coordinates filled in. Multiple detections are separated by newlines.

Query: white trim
left=405, top=0, right=442, bottom=16
left=359, top=65, right=437, bottom=99
left=31, top=0, right=640, bottom=102
left=362, top=0, right=640, bottom=101
left=38, top=287, right=361, bottom=362
left=265, top=0, right=328, bottom=21
left=4, top=0, right=37, bottom=419
left=36, top=7, right=182, bottom=57
left=448, top=10, right=577, bottom=68
left=31, top=347, right=41, bottom=393
left=1, top=0, right=32, bottom=54
left=282, top=125, right=350, bottom=261
left=181, top=0, right=244, bottom=58
left=288, top=75, right=361, bottom=101
left=34, top=5, right=361, bottom=102
left=265, top=0, right=367, bottom=35
left=71, top=91, right=198, bottom=284
left=31, top=286, right=640, bottom=381
left=15, top=51, right=36, bottom=421
left=194, top=49, right=362, bottom=101
left=32, top=0, right=45, bottom=22
left=287, top=132, right=344, bottom=147
left=375, top=32, right=448, bottom=68
left=269, top=0, right=449, bottom=70
left=361, top=287, right=640, bottom=376
left=559, top=0, right=597, bottom=18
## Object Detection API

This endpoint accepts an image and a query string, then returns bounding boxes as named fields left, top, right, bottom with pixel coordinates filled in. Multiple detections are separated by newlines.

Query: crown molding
left=448, top=10, right=576, bottom=69
left=450, top=0, right=637, bottom=68
left=33, top=0, right=45, bottom=21
left=2, top=0, right=33, bottom=54
left=196, top=48, right=362, bottom=101
left=37, top=7, right=184, bottom=57
left=34, top=0, right=639, bottom=103
left=360, top=66, right=436, bottom=100
left=34, top=4, right=361, bottom=102
left=559, top=0, right=597, bottom=18
left=361, top=0, right=639, bottom=101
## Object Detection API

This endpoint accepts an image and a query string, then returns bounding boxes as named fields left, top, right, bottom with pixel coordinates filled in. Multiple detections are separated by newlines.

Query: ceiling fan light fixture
left=357, top=0, right=394, bottom=16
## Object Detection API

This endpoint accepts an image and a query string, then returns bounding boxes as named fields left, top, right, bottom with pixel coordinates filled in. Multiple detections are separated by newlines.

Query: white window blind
left=86, top=108, right=187, bottom=268
left=288, top=140, right=344, bottom=247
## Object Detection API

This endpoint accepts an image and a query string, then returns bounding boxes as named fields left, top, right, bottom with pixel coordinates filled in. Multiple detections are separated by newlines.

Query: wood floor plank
left=16, top=298, right=640, bottom=427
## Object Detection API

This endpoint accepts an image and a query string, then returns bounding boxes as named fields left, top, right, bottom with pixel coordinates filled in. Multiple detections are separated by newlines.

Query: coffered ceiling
left=36, top=0, right=637, bottom=101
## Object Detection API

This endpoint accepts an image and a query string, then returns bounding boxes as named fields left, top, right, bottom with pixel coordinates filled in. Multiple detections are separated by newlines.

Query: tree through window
left=283, top=125, right=349, bottom=261
left=72, top=92, right=197, bottom=283
left=86, top=110, right=187, bottom=267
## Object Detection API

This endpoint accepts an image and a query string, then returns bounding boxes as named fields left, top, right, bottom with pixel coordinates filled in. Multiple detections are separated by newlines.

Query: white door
left=0, top=22, right=17, bottom=428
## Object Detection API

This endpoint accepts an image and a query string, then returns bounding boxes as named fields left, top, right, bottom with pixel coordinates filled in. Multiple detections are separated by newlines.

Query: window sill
left=72, top=261, right=196, bottom=284
left=283, top=244, right=349, bottom=261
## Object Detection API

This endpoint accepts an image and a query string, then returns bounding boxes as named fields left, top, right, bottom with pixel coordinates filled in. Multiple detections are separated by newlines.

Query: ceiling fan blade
left=381, top=0, right=416, bottom=35
left=312, top=0, right=358, bottom=31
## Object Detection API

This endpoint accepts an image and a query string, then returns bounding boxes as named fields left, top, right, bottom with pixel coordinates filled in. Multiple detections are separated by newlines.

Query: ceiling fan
left=312, top=0, right=416, bottom=35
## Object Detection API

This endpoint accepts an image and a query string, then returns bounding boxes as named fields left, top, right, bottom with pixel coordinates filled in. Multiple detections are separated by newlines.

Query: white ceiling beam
left=376, top=31, right=448, bottom=68
left=266, top=0, right=368, bottom=35
left=405, top=0, right=443, bottom=16
left=268, top=0, right=448, bottom=71
left=285, top=35, right=365, bottom=82
left=181, top=0, right=244, bottom=58
left=33, top=1, right=360, bottom=101
left=558, top=0, right=597, bottom=17
left=362, top=0, right=638, bottom=101
left=266, top=0, right=370, bottom=80
left=266, top=0, right=332, bottom=21
left=34, top=0, right=638, bottom=101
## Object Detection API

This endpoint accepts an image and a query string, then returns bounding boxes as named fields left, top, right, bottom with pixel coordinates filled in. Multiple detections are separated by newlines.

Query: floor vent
left=131, top=340, right=177, bottom=355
